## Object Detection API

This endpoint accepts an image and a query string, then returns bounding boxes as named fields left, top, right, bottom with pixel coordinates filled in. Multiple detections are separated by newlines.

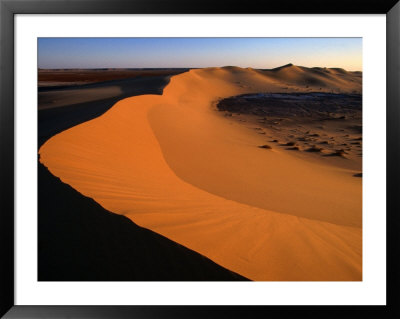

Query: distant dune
left=39, top=65, right=362, bottom=281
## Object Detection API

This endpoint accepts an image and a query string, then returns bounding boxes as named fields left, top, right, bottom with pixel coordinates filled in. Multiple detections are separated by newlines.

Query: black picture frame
left=1, top=0, right=399, bottom=318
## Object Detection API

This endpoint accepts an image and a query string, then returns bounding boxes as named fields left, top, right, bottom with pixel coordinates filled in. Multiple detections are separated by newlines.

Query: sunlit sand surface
left=39, top=65, right=362, bottom=280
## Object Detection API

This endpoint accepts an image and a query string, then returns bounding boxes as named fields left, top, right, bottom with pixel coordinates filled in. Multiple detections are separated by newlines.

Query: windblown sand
left=39, top=65, right=362, bottom=281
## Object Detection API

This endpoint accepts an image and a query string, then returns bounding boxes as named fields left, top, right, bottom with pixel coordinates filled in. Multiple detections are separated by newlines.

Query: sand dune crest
left=39, top=66, right=362, bottom=280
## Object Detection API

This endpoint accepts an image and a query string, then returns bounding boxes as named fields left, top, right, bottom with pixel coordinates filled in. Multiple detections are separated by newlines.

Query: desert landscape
left=38, top=62, right=362, bottom=281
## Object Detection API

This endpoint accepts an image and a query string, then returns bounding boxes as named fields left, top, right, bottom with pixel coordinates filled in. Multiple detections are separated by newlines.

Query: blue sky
left=38, top=38, right=362, bottom=70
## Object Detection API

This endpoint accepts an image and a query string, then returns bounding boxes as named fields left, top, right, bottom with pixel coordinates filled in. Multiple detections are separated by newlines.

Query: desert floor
left=39, top=65, right=362, bottom=281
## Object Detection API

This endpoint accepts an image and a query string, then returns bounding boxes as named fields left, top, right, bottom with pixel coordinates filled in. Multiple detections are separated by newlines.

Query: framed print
left=1, top=0, right=399, bottom=318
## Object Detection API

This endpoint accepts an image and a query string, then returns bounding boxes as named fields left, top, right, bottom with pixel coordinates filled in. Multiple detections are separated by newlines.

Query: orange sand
left=39, top=65, right=362, bottom=280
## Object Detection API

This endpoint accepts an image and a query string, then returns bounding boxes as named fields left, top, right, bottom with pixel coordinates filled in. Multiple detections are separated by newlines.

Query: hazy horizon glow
left=38, top=38, right=362, bottom=71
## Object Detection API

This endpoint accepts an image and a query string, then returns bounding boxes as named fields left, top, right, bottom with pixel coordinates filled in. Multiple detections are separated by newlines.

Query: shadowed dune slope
left=39, top=164, right=247, bottom=281
left=39, top=66, right=362, bottom=281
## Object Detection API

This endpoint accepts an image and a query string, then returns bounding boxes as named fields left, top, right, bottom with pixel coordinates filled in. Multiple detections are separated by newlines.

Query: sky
left=38, top=38, right=362, bottom=71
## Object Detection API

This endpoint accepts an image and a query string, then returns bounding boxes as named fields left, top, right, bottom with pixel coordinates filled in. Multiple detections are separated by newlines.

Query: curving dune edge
left=39, top=65, right=362, bottom=281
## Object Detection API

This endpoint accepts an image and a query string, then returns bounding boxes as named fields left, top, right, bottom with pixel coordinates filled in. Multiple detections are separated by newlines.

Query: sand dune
left=39, top=65, right=362, bottom=280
